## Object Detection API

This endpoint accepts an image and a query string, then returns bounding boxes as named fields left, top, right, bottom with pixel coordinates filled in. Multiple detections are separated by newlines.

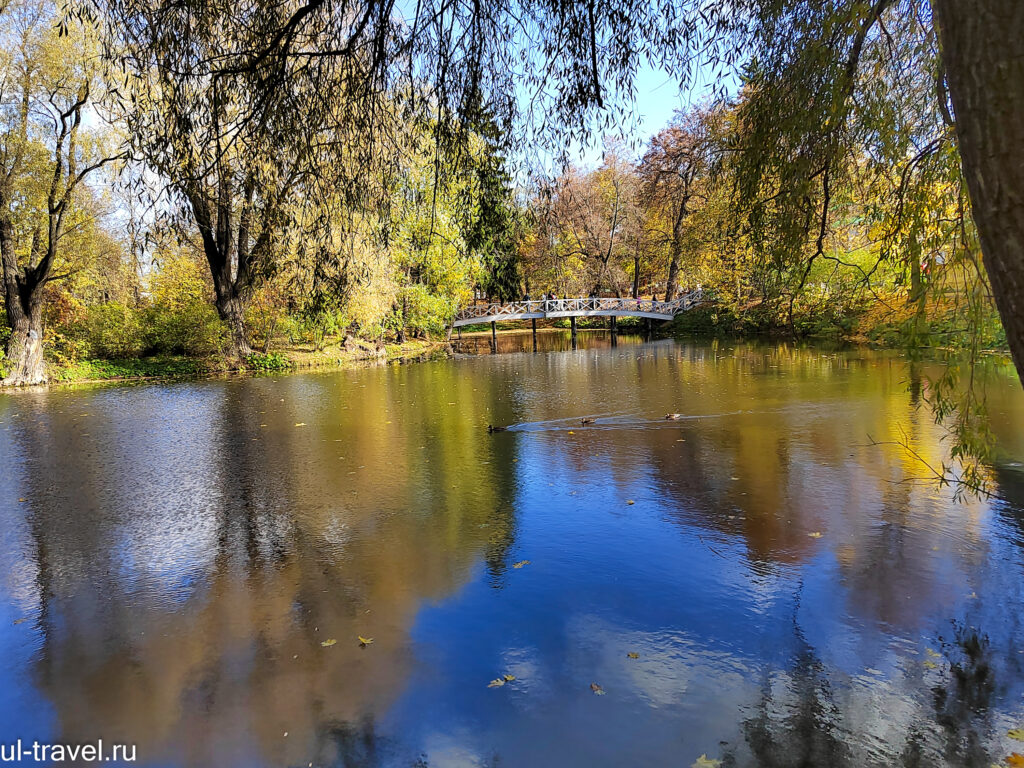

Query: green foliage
left=245, top=352, right=292, bottom=372
left=142, top=301, right=226, bottom=358
left=76, top=303, right=145, bottom=359
left=50, top=357, right=203, bottom=382
left=144, top=247, right=227, bottom=357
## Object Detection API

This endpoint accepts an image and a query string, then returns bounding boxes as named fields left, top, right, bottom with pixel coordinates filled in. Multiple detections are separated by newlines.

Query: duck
left=664, top=413, right=683, bottom=420
left=581, top=417, right=596, bottom=425
left=487, top=424, right=507, bottom=433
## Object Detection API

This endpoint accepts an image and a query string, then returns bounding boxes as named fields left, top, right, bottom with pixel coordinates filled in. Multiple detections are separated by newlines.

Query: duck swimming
left=581, top=418, right=596, bottom=425
left=664, top=413, right=683, bottom=420
left=487, top=424, right=507, bottom=433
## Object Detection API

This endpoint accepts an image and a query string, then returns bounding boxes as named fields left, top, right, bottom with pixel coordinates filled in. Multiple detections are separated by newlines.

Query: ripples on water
left=1, top=334, right=1023, bottom=767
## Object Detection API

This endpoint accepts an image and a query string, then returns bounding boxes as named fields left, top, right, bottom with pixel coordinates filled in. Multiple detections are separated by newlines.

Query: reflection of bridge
left=451, top=290, right=704, bottom=329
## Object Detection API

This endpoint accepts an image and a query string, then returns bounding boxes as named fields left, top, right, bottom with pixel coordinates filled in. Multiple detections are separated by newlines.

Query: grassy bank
left=6, top=338, right=451, bottom=389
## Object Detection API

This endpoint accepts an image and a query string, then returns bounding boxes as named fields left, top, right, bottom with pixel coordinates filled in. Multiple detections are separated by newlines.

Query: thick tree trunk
left=3, top=309, right=45, bottom=386
left=216, top=293, right=252, bottom=359
left=933, top=0, right=1024, bottom=384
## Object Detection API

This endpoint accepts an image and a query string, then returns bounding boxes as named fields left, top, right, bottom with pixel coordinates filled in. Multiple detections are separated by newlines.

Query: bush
left=79, top=303, right=145, bottom=358
left=246, top=351, right=292, bottom=371
left=143, top=300, right=227, bottom=357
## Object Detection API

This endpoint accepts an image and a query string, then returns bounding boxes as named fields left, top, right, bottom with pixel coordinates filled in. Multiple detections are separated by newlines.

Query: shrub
left=79, top=303, right=145, bottom=358
left=143, top=300, right=227, bottom=357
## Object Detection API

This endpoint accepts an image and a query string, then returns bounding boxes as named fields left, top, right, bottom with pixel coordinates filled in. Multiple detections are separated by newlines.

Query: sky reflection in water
left=1, top=336, right=1023, bottom=767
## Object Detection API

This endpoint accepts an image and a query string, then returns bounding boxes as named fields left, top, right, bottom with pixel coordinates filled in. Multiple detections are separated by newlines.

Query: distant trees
left=639, top=107, right=719, bottom=301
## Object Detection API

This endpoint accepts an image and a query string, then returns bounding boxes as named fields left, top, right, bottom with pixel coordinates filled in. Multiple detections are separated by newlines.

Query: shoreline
left=1, top=339, right=452, bottom=392
left=2, top=330, right=1014, bottom=393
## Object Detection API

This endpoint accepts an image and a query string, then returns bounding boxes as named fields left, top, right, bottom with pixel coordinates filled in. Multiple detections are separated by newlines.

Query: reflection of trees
left=7, top=365, right=521, bottom=767
left=929, top=624, right=997, bottom=768
left=725, top=583, right=851, bottom=768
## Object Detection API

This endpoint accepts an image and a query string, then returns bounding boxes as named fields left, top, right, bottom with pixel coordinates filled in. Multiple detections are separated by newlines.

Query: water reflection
left=0, top=338, right=1022, bottom=767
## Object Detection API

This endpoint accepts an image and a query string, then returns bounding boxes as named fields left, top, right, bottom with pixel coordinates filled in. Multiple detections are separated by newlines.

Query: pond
left=1, top=335, right=1023, bottom=767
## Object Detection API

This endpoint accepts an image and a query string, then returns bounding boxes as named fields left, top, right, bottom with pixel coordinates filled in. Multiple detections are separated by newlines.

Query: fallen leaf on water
left=358, top=636, right=374, bottom=646
left=1009, top=729, right=1024, bottom=741
left=692, top=756, right=722, bottom=768
left=627, top=652, right=639, bottom=659
left=923, top=660, right=938, bottom=669
left=590, top=683, right=605, bottom=695
left=568, top=430, right=575, bottom=435
left=513, top=560, right=530, bottom=569
left=926, top=648, right=941, bottom=658
left=503, top=674, right=516, bottom=682
left=488, top=678, right=505, bottom=688
left=1007, top=754, right=1024, bottom=768
left=12, top=618, right=27, bottom=625
left=17, top=498, right=25, bottom=503
left=320, top=639, right=337, bottom=647
left=294, top=423, right=306, bottom=427
left=626, top=500, right=635, bottom=505
left=808, top=531, right=823, bottom=539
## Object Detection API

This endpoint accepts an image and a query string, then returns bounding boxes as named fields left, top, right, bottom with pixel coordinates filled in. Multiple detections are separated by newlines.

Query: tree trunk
left=3, top=308, right=45, bottom=386
left=216, top=293, right=252, bottom=359
left=933, top=0, right=1024, bottom=384
left=665, top=204, right=686, bottom=302
left=633, top=255, right=640, bottom=299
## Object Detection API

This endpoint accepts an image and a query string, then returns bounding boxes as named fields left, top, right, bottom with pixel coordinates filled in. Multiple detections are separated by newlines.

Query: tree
left=0, top=0, right=119, bottom=384
left=931, top=0, right=1024, bottom=381
left=639, top=107, right=718, bottom=301
left=111, top=0, right=324, bottom=358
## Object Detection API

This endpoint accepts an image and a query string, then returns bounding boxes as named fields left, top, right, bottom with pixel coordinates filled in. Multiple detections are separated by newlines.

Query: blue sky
left=540, top=59, right=737, bottom=170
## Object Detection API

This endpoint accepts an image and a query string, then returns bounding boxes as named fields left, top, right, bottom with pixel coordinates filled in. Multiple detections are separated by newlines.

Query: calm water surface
left=2, top=335, right=1024, bottom=767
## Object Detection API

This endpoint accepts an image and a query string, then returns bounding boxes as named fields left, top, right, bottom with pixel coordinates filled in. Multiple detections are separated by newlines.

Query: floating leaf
left=627, top=652, right=639, bottom=659
left=358, top=636, right=374, bottom=646
left=12, top=618, right=27, bottom=626
left=626, top=500, right=635, bottom=505
left=568, top=430, right=575, bottom=435
left=808, top=531, right=823, bottom=539
left=692, top=756, right=722, bottom=768
left=1009, top=729, right=1024, bottom=741
left=488, top=678, right=506, bottom=688
left=294, top=423, right=306, bottom=427
left=513, top=560, right=530, bottom=569
left=590, top=682, right=605, bottom=695
left=320, top=639, right=337, bottom=647
left=926, top=648, right=941, bottom=658
left=1008, top=754, right=1024, bottom=768
left=923, top=660, right=938, bottom=669
left=503, top=674, right=516, bottom=682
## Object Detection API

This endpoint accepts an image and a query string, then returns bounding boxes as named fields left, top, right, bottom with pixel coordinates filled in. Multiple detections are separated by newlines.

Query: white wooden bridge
left=451, top=289, right=704, bottom=329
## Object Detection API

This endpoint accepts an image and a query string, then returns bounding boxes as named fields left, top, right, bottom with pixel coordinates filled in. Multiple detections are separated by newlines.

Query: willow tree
left=0, top=0, right=119, bottom=385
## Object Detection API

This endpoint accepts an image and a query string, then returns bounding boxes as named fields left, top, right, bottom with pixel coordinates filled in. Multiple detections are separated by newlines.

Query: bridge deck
left=451, top=292, right=703, bottom=328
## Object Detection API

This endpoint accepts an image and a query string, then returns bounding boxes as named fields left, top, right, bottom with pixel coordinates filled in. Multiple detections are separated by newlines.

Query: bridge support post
left=646, top=317, right=652, bottom=338
left=491, top=321, right=497, bottom=353
left=610, top=315, right=618, bottom=347
left=570, top=316, right=577, bottom=349
left=531, top=318, right=537, bottom=351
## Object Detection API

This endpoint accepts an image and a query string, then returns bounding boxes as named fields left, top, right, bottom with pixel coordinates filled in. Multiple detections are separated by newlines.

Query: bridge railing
left=452, top=289, right=703, bottom=325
